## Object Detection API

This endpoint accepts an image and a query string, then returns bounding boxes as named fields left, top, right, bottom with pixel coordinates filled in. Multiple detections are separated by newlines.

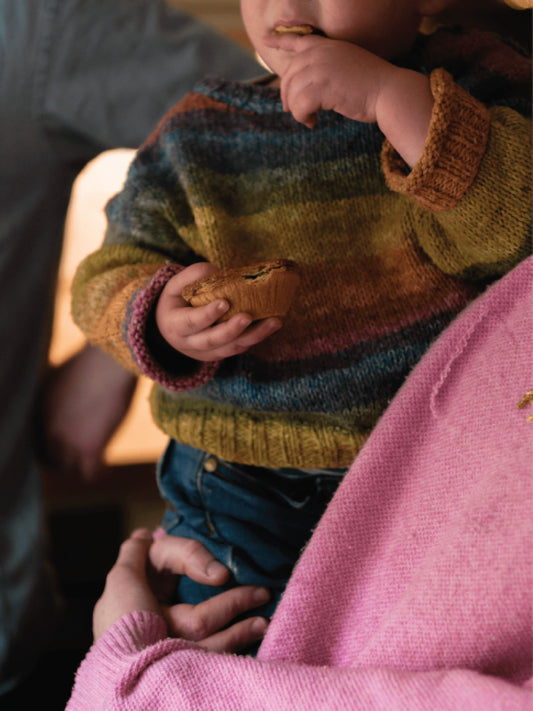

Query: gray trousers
left=0, top=0, right=259, bottom=693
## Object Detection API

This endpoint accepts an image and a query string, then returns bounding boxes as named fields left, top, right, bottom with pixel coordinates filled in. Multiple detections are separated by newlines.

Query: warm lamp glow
left=51, top=150, right=166, bottom=464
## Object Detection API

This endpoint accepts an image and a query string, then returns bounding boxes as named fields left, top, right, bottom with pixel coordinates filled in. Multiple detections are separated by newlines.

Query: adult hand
left=93, top=529, right=270, bottom=653
left=38, top=344, right=137, bottom=480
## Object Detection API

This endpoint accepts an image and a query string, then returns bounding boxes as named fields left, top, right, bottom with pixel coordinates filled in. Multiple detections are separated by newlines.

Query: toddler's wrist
left=376, top=67, right=433, bottom=167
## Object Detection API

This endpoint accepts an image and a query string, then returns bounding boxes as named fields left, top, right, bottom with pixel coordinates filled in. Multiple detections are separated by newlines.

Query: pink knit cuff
left=126, top=264, right=220, bottom=391
left=382, top=68, right=491, bottom=212
left=100, top=611, right=201, bottom=657
left=103, top=611, right=168, bottom=655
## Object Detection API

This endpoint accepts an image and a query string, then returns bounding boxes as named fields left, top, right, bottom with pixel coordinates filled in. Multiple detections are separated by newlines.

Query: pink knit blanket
left=67, top=257, right=532, bottom=710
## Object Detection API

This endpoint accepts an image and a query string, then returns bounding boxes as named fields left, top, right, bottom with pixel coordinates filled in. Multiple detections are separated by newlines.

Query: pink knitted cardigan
left=66, top=257, right=533, bottom=710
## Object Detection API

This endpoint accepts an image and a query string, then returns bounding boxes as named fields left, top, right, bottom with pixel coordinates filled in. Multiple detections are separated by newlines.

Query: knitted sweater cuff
left=101, top=611, right=168, bottom=656
left=382, top=68, right=491, bottom=212
left=84, top=611, right=198, bottom=681
left=126, top=264, right=220, bottom=391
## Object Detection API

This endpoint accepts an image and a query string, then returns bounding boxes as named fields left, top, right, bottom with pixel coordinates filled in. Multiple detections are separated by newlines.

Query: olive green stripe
left=185, top=153, right=385, bottom=214
left=150, top=388, right=376, bottom=468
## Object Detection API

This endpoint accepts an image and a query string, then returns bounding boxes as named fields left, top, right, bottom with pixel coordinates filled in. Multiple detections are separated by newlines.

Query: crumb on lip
left=273, top=24, right=325, bottom=37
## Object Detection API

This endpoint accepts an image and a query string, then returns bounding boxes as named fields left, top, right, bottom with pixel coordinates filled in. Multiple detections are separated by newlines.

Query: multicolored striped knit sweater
left=72, top=28, right=531, bottom=468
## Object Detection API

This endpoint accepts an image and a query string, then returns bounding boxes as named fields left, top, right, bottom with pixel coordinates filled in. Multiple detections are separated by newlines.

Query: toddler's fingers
left=175, top=298, right=231, bottom=337
left=265, top=31, right=321, bottom=55
left=186, top=315, right=281, bottom=359
left=186, top=312, right=254, bottom=351
left=167, top=262, right=220, bottom=297
left=157, top=263, right=220, bottom=315
left=227, top=317, right=282, bottom=352
left=280, top=68, right=319, bottom=128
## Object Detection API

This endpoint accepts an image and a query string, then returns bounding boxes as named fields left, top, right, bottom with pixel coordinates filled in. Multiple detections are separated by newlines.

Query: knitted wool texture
left=66, top=257, right=533, bottom=711
left=72, top=28, right=531, bottom=468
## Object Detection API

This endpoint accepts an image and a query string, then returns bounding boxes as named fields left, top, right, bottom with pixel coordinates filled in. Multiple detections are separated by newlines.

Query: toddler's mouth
left=273, top=24, right=326, bottom=37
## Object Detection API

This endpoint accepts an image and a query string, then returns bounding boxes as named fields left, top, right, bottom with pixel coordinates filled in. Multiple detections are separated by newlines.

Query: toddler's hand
left=156, top=262, right=282, bottom=361
left=276, top=34, right=393, bottom=128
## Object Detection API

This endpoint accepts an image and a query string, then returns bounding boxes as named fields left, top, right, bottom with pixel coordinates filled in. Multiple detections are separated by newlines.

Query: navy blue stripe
left=234, top=313, right=458, bottom=383
left=190, top=339, right=427, bottom=414
left=159, top=109, right=384, bottom=175
left=189, top=316, right=457, bottom=414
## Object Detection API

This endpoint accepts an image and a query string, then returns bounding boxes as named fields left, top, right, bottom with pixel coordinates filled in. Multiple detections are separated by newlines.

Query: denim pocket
left=156, top=441, right=344, bottom=606
left=208, top=460, right=317, bottom=508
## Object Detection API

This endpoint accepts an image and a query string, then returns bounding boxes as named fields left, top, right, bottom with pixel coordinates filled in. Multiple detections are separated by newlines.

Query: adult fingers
left=149, top=534, right=230, bottom=586
left=114, top=528, right=154, bottom=576
left=197, top=616, right=269, bottom=654
left=93, top=529, right=159, bottom=641
left=164, top=585, right=270, bottom=642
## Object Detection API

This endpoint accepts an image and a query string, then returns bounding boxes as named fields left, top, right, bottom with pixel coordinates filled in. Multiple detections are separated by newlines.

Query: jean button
left=204, top=455, right=217, bottom=473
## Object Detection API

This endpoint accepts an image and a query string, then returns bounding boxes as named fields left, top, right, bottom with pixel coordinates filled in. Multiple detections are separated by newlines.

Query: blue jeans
left=158, top=441, right=345, bottom=619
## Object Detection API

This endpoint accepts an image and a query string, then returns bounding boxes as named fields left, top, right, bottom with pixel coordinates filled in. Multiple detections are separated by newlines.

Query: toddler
left=72, top=0, right=531, bottom=616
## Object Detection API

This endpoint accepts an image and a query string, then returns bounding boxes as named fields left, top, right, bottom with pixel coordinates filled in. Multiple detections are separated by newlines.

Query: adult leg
left=0, top=0, right=258, bottom=693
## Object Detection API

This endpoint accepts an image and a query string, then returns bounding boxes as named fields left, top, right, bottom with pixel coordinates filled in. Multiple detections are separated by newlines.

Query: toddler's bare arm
left=277, top=34, right=433, bottom=166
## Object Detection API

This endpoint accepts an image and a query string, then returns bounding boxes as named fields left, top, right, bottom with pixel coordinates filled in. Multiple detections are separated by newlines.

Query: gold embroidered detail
left=517, top=390, right=533, bottom=422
